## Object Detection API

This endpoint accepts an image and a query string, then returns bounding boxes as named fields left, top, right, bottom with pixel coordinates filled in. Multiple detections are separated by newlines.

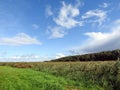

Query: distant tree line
left=51, top=49, right=120, bottom=62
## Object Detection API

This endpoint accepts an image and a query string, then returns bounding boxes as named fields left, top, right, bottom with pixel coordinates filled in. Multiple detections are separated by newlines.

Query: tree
left=117, top=49, right=120, bottom=61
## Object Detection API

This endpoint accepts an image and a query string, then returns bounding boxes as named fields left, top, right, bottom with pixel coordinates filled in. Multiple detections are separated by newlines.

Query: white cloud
left=11, top=54, right=40, bottom=60
left=82, top=9, right=107, bottom=25
left=0, top=54, right=42, bottom=62
left=0, top=33, right=42, bottom=46
left=99, top=3, right=109, bottom=8
left=0, top=54, right=53, bottom=62
left=45, top=5, right=53, bottom=16
left=47, top=1, right=84, bottom=39
left=54, top=1, right=83, bottom=29
left=69, top=19, right=120, bottom=54
left=55, top=53, right=65, bottom=59
left=48, top=26, right=66, bottom=39
left=32, top=24, right=39, bottom=29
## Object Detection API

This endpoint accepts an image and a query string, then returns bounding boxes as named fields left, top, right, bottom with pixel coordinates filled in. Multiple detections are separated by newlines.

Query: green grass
left=0, top=66, right=104, bottom=90
left=0, top=66, right=69, bottom=90
left=1, top=61, right=119, bottom=90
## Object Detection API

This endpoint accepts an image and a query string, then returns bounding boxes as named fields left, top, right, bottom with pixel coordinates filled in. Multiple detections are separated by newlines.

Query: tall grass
left=32, top=61, right=120, bottom=90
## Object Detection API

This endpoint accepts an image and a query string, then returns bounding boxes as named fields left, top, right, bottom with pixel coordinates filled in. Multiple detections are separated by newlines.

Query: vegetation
left=33, top=61, right=120, bottom=90
left=0, top=66, right=75, bottom=90
left=0, top=50, right=120, bottom=90
left=0, top=61, right=120, bottom=90
left=52, top=49, right=120, bottom=62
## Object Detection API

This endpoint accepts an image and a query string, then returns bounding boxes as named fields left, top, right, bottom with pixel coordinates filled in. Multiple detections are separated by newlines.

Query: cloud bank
left=70, top=19, right=120, bottom=54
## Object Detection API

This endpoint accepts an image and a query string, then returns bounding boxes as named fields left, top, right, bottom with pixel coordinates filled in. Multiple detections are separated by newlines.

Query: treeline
left=51, top=49, right=120, bottom=62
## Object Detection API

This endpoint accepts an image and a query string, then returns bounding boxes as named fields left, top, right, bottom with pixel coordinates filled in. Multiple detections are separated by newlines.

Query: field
left=0, top=66, right=76, bottom=90
left=0, top=61, right=120, bottom=90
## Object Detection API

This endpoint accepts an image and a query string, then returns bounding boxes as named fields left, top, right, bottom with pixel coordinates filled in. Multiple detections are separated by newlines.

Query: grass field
left=0, top=61, right=120, bottom=90
left=0, top=66, right=72, bottom=90
left=0, top=66, right=103, bottom=90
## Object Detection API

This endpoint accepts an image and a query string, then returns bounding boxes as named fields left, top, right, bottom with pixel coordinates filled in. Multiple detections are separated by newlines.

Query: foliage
left=0, top=49, right=120, bottom=90
left=32, top=61, right=120, bottom=90
left=52, top=49, right=120, bottom=62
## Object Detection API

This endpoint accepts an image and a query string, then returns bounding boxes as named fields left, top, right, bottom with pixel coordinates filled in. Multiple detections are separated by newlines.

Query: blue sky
left=0, top=0, right=120, bottom=61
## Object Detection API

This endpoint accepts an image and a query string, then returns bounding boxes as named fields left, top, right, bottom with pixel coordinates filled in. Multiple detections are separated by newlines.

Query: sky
left=0, top=0, right=120, bottom=62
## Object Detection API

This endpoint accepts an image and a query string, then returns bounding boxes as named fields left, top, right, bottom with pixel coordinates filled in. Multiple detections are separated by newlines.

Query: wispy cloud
left=0, top=54, right=43, bottom=62
left=99, top=3, right=109, bottom=8
left=0, top=54, right=55, bottom=62
left=0, top=33, right=42, bottom=46
left=47, top=1, right=108, bottom=39
left=45, top=5, right=53, bottom=16
left=47, top=26, right=66, bottom=39
left=47, top=1, right=84, bottom=39
left=69, top=19, right=120, bottom=54
left=32, top=24, right=39, bottom=29
left=11, top=54, right=40, bottom=61
left=82, top=9, right=107, bottom=25
left=54, top=1, right=83, bottom=29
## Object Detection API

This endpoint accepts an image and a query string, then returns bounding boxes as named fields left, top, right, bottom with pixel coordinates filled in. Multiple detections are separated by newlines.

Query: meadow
left=0, top=61, right=120, bottom=90
left=0, top=66, right=76, bottom=90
